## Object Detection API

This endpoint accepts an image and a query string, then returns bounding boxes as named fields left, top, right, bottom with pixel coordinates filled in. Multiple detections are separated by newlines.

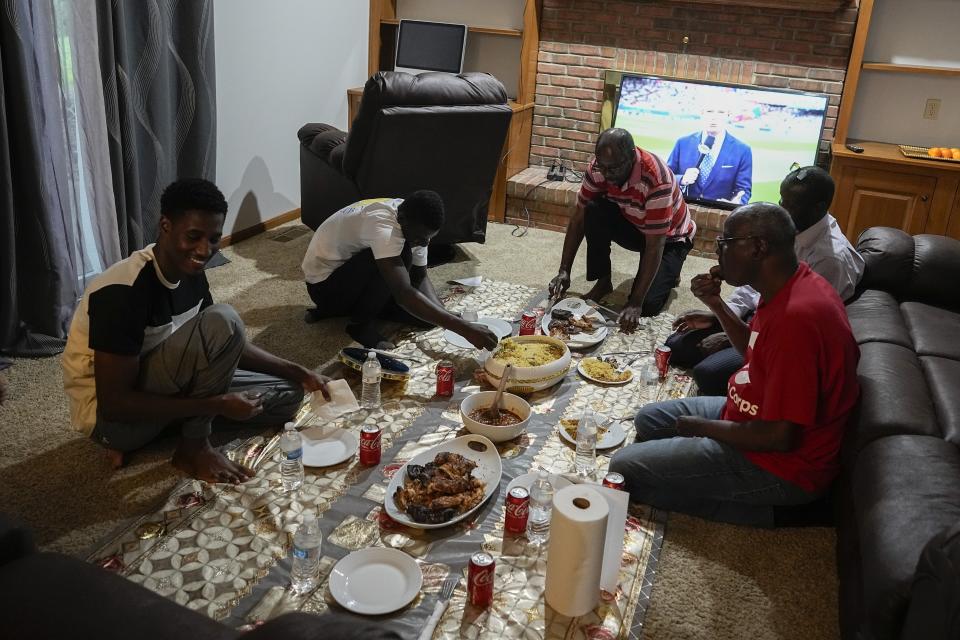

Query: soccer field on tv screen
left=617, top=112, right=821, bottom=205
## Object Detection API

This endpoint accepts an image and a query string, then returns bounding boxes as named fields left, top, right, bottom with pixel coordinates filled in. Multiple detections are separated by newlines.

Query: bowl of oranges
left=927, top=147, right=960, bottom=161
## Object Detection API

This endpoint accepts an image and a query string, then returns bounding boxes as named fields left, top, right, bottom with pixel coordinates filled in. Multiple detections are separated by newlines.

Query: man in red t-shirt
left=548, top=128, right=696, bottom=330
left=609, top=202, right=860, bottom=527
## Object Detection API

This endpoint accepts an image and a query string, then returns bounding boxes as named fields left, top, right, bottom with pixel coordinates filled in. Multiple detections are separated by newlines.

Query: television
left=394, top=20, right=468, bottom=75
left=613, top=74, right=829, bottom=209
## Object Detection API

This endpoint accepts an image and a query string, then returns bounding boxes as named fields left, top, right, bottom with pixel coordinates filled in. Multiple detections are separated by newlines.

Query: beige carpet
left=0, top=221, right=837, bottom=639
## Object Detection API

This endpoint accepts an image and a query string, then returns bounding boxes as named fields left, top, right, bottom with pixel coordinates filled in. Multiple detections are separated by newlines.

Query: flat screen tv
left=613, top=74, right=829, bottom=209
left=394, top=20, right=468, bottom=75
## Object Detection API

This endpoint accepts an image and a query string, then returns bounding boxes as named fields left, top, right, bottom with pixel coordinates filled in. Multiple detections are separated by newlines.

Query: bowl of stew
left=459, top=391, right=531, bottom=443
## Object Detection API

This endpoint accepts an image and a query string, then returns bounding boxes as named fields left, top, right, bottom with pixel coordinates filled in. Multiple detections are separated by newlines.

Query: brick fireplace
left=506, top=0, right=859, bottom=257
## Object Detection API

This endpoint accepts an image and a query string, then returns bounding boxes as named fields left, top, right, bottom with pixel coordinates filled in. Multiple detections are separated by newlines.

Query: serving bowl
left=483, top=335, right=571, bottom=394
left=459, top=391, right=531, bottom=443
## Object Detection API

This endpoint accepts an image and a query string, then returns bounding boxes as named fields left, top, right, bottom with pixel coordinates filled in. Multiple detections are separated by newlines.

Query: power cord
left=511, top=178, right=552, bottom=237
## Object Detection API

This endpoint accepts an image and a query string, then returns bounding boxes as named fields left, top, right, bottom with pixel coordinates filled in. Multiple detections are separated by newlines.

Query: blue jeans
left=609, top=397, right=814, bottom=527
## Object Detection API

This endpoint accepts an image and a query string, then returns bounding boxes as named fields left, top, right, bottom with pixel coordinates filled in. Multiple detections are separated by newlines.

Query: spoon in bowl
left=486, top=364, right=513, bottom=423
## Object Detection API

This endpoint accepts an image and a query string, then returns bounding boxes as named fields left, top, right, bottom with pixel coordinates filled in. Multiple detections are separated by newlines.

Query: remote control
left=846, top=144, right=864, bottom=153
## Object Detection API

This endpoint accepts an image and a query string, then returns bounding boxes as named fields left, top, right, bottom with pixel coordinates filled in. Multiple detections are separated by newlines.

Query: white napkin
left=594, top=484, right=629, bottom=592
left=309, top=379, right=359, bottom=421
left=450, top=276, right=482, bottom=287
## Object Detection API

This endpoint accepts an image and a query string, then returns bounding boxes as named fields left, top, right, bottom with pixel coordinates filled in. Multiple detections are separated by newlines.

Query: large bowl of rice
left=484, top=335, right=571, bottom=394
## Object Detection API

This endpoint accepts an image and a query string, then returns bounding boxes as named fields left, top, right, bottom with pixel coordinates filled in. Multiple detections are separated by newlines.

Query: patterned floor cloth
left=86, top=280, right=693, bottom=639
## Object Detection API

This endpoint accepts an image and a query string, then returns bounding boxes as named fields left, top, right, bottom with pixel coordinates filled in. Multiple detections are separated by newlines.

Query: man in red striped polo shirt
left=548, top=128, right=696, bottom=331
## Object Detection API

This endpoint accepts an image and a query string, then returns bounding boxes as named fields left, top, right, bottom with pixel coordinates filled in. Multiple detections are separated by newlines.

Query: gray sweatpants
left=91, top=304, right=304, bottom=452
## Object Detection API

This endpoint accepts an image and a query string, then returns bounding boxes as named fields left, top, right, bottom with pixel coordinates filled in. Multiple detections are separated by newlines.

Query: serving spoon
left=486, top=364, right=513, bottom=423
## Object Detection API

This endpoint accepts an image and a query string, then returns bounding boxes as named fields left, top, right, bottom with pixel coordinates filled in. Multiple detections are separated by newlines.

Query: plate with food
left=559, top=417, right=627, bottom=450
left=384, top=434, right=502, bottom=529
left=542, top=298, right=609, bottom=349
left=577, top=356, right=634, bottom=385
left=443, top=317, right=513, bottom=349
left=483, top=335, right=571, bottom=394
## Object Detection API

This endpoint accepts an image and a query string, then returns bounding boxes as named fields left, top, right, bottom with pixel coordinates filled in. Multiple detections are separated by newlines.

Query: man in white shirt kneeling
left=302, top=191, right=498, bottom=350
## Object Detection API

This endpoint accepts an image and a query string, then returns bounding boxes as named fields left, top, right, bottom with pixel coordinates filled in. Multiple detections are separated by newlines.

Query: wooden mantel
left=677, top=0, right=850, bottom=11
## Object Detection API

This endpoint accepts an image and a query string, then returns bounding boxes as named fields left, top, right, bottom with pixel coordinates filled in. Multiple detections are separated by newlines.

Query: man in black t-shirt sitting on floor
left=63, top=179, right=330, bottom=484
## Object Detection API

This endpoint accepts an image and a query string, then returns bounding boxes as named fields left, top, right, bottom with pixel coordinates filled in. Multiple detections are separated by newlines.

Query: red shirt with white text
left=721, top=262, right=860, bottom=493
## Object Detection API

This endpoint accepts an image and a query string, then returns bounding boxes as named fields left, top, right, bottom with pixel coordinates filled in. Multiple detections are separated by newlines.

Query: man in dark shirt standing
left=63, top=179, right=329, bottom=484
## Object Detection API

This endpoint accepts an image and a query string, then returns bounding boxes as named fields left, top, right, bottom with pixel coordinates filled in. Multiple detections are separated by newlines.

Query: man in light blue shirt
left=667, top=166, right=865, bottom=395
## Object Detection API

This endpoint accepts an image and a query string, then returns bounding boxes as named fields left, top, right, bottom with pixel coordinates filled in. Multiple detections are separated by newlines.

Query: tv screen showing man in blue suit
left=667, top=105, right=753, bottom=206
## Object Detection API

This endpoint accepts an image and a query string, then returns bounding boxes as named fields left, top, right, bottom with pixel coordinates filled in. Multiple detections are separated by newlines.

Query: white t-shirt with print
left=301, top=198, right=429, bottom=284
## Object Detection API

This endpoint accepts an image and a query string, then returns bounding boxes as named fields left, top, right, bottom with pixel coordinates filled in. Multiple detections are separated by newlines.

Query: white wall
left=214, top=1, right=368, bottom=235
left=848, top=0, right=960, bottom=146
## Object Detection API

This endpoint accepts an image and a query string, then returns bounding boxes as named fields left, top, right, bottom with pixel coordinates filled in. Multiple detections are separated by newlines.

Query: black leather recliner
left=298, top=71, right=512, bottom=245
left=838, top=227, right=960, bottom=640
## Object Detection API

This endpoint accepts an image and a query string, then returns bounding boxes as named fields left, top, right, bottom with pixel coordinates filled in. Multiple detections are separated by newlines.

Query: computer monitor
left=394, top=19, right=468, bottom=75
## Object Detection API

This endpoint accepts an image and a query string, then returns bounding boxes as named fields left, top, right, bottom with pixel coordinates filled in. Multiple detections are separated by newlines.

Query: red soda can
left=654, top=345, right=672, bottom=379
left=435, top=361, right=455, bottom=397
left=504, top=487, right=530, bottom=534
left=359, top=424, right=382, bottom=466
left=468, top=551, right=495, bottom=607
left=602, top=472, right=626, bottom=491
left=519, top=311, right=537, bottom=336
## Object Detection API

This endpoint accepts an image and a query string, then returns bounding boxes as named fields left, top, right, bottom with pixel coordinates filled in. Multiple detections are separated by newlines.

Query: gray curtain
left=0, top=0, right=216, bottom=356
left=97, top=0, right=217, bottom=254
left=0, top=0, right=82, bottom=356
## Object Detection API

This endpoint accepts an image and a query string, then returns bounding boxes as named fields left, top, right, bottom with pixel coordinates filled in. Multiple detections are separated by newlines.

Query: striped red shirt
left=578, top=147, right=695, bottom=241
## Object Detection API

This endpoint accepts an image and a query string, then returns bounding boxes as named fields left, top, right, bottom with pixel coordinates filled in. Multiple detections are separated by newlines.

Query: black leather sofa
left=0, top=513, right=401, bottom=639
left=839, top=227, right=960, bottom=640
left=298, top=71, right=512, bottom=246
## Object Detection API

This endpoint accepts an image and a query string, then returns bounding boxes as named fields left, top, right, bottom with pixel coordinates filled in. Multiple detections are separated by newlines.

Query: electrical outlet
left=923, top=98, right=941, bottom=120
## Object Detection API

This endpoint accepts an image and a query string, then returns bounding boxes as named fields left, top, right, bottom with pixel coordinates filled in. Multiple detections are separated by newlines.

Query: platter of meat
left=384, top=434, right=502, bottom=529
left=541, top=297, right=609, bottom=349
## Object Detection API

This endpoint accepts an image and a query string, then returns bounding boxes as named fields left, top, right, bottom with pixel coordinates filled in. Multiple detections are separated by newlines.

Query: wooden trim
left=862, top=63, right=960, bottom=77
left=380, top=18, right=521, bottom=37
left=369, top=0, right=396, bottom=77
left=517, top=0, right=541, bottom=106
left=832, top=141, right=960, bottom=173
left=675, top=0, right=848, bottom=10
left=219, top=208, right=301, bottom=249
left=833, top=0, right=873, bottom=145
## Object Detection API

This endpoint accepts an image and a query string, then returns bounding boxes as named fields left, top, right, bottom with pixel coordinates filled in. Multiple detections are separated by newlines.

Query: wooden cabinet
left=831, top=142, right=960, bottom=241
left=831, top=0, right=960, bottom=241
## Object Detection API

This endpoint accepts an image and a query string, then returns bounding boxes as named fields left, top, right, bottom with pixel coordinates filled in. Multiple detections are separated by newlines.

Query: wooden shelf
left=832, top=141, right=960, bottom=173
left=380, top=18, right=522, bottom=38
left=678, top=0, right=847, bottom=11
left=862, top=62, right=960, bottom=77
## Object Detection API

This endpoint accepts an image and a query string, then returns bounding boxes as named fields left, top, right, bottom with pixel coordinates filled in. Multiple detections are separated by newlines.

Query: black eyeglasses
left=715, top=235, right=757, bottom=251
left=594, top=157, right=631, bottom=174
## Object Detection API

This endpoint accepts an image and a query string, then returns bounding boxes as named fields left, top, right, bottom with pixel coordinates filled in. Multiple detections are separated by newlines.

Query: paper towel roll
left=544, top=484, right=609, bottom=617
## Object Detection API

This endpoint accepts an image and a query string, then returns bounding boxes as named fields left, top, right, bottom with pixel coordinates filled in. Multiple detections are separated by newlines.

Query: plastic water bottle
left=641, top=356, right=659, bottom=386
left=527, top=469, right=554, bottom=545
left=575, top=407, right=598, bottom=477
left=280, top=422, right=304, bottom=492
left=290, top=512, right=322, bottom=594
left=361, top=351, right=382, bottom=409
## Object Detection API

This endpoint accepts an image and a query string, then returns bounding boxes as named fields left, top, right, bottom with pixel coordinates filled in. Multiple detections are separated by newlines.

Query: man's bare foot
left=105, top=448, right=125, bottom=469
left=583, top=279, right=613, bottom=304
left=172, top=437, right=255, bottom=484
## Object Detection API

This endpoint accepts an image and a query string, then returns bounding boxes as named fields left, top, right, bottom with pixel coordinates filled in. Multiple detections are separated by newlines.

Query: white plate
left=444, top=317, right=513, bottom=349
left=384, top=434, right=502, bottom=530
left=329, top=547, right=422, bottom=615
left=506, top=471, right=573, bottom=494
left=542, top=298, right=609, bottom=349
left=577, top=358, right=634, bottom=386
left=300, top=425, right=359, bottom=467
left=559, top=419, right=628, bottom=450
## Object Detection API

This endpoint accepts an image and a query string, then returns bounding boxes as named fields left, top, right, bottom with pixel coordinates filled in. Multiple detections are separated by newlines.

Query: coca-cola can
left=602, top=472, right=626, bottom=491
left=504, top=487, right=530, bottom=534
left=435, top=361, right=455, bottom=397
left=359, top=424, right=382, bottom=466
left=519, top=311, right=537, bottom=336
left=468, top=551, right=495, bottom=607
left=654, top=345, right=672, bottom=379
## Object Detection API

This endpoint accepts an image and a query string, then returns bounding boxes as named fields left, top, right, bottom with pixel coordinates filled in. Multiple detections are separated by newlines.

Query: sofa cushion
left=0, top=552, right=234, bottom=639
left=920, top=356, right=960, bottom=446
left=847, top=290, right=912, bottom=348
left=854, top=342, right=939, bottom=450
left=854, top=435, right=960, bottom=640
left=900, top=519, right=960, bottom=640
left=902, top=302, right=960, bottom=359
